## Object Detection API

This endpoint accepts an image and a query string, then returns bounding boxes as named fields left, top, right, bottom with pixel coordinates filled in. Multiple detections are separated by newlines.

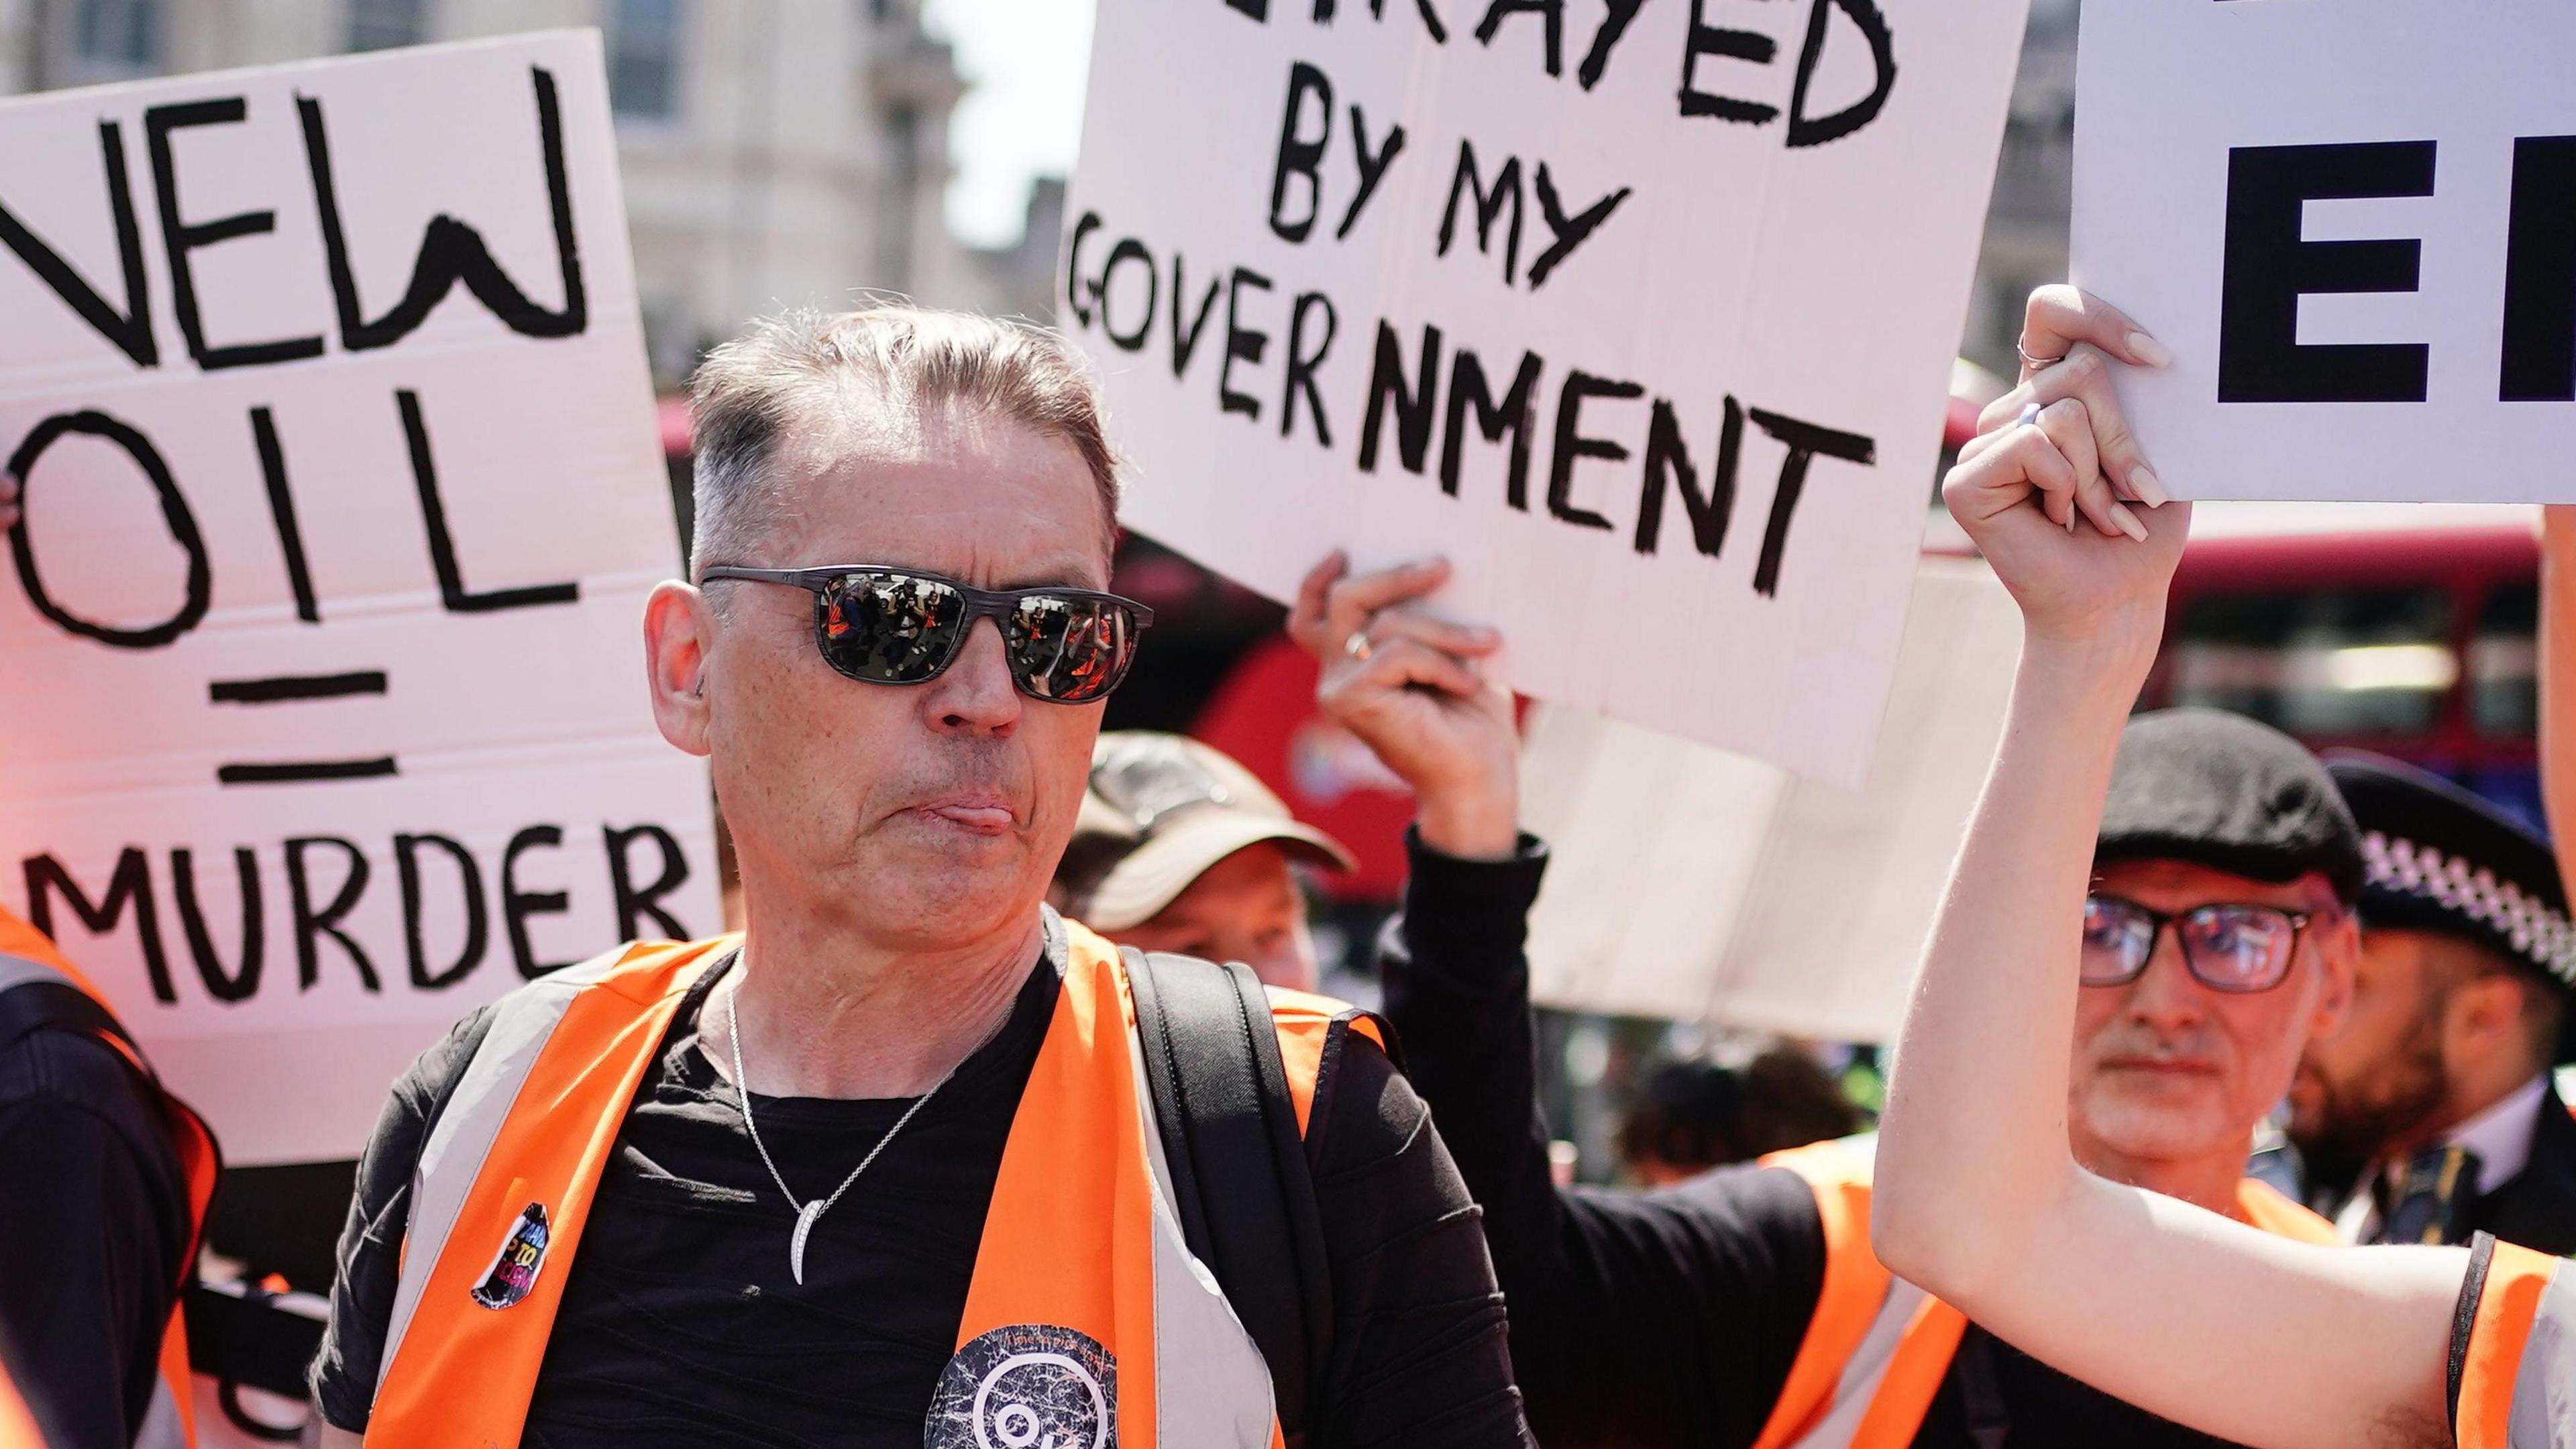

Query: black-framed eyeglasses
left=2080, top=894, right=2315, bottom=994
left=698, top=564, right=1153, bottom=704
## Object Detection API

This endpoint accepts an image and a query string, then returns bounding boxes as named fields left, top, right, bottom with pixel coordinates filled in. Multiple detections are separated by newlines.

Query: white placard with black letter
left=2074, top=0, right=2576, bottom=501
left=0, top=34, right=716, bottom=1165
left=1064, top=0, right=2031, bottom=784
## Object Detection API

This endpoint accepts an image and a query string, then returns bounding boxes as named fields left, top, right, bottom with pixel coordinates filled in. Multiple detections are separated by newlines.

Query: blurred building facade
left=0, top=0, right=984, bottom=386
left=1960, top=0, right=2078, bottom=376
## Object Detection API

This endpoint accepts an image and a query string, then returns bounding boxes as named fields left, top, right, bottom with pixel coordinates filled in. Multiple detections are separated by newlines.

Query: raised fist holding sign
left=1943, top=286, right=2190, bottom=656
left=1288, top=553, right=1521, bottom=861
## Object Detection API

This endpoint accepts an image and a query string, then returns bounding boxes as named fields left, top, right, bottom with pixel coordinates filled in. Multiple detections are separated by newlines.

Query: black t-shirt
left=0, top=1027, right=191, bottom=1449
left=315, top=932, right=1528, bottom=1447
left=1377, top=831, right=2247, bottom=1449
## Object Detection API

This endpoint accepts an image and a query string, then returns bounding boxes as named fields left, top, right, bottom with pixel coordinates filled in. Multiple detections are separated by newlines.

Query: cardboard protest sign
left=1063, top=0, right=2030, bottom=785
left=0, top=34, right=716, bottom=1165
left=2074, top=0, right=2576, bottom=502
left=1520, top=555, right=2019, bottom=1035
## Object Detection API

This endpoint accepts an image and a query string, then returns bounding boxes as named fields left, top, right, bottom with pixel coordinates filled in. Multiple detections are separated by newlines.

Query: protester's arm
left=1297, top=555, right=1825, bottom=1448
left=310, top=1008, right=494, bottom=1438
left=1288, top=553, right=1521, bottom=861
left=0, top=1036, right=186, bottom=1449
left=1870, top=286, right=2467, bottom=1449
left=1305, top=1028, right=1532, bottom=1446
left=2540, top=506, right=2576, bottom=906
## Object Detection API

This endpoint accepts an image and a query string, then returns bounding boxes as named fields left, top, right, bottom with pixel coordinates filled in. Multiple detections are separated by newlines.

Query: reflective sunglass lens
left=1007, top=596, right=1131, bottom=702
left=821, top=574, right=966, bottom=683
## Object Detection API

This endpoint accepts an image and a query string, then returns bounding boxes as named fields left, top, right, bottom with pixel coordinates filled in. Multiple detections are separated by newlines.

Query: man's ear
left=2447, top=971, right=2530, bottom=1061
left=2309, top=910, right=2362, bottom=1037
left=644, top=581, right=714, bottom=757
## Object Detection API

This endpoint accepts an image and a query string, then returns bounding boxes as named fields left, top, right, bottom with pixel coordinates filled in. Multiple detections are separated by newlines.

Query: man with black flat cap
left=2288, top=753, right=2576, bottom=1253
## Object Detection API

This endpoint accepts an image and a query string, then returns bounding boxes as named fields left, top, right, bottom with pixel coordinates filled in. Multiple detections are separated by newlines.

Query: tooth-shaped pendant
left=790, top=1199, right=823, bottom=1285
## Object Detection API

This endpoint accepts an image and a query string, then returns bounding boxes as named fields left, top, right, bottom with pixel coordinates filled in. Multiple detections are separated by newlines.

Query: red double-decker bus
left=2147, top=502, right=2544, bottom=827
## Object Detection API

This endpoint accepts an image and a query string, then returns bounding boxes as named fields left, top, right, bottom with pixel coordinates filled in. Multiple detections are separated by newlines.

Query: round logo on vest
left=926, top=1323, right=1117, bottom=1449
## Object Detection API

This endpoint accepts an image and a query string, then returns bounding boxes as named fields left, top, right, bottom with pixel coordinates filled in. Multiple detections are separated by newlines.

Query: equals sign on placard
left=208, top=671, right=398, bottom=785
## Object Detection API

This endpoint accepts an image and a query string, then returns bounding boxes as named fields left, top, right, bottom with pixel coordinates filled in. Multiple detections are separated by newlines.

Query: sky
left=925, top=0, right=1099, bottom=251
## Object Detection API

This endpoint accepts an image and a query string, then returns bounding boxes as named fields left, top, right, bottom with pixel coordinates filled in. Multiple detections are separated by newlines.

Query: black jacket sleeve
left=0, top=1032, right=190, bottom=1449
left=309, top=1006, right=495, bottom=1433
left=1305, top=1024, right=1534, bottom=1448
left=1377, top=830, right=1827, bottom=1449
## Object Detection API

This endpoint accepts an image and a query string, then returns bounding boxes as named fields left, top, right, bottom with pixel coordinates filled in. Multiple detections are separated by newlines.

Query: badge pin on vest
left=926, top=1324, right=1116, bottom=1449
left=472, top=1203, right=552, bottom=1309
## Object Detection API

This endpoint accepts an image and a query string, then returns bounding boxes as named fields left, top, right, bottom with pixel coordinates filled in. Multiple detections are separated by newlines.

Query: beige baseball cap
left=1055, top=731, right=1356, bottom=932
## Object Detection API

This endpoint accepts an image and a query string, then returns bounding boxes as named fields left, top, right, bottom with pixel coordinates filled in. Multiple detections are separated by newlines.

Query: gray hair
left=686, top=304, right=1120, bottom=575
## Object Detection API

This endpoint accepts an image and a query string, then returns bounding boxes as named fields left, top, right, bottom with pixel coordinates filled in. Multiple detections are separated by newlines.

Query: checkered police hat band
left=2363, top=830, right=2576, bottom=987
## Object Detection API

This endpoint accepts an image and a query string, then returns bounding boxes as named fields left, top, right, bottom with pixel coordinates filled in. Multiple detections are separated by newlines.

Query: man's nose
left=2122, top=930, right=2210, bottom=1028
left=920, top=619, right=1022, bottom=737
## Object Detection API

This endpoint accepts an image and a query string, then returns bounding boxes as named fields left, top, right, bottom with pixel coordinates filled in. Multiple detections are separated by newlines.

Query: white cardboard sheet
left=0, top=34, right=718, bottom=1164
left=1065, top=0, right=2031, bottom=785
left=1521, top=555, right=2021, bottom=1035
left=2074, top=0, right=2576, bottom=502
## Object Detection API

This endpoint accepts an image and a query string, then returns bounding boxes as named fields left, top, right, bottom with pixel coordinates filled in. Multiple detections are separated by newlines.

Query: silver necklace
left=722, top=979, right=965, bottom=1285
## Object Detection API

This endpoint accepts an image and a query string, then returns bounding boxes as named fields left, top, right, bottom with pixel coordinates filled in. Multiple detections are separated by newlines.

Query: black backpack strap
left=0, top=975, right=131, bottom=1056
left=1952, top=1325, right=2012, bottom=1449
left=2449, top=1231, right=2499, bottom=1430
left=182, top=1278, right=329, bottom=1439
left=1122, top=947, right=1336, bottom=1446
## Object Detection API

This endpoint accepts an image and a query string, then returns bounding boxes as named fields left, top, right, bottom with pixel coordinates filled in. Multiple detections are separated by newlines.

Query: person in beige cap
left=1053, top=731, right=1358, bottom=991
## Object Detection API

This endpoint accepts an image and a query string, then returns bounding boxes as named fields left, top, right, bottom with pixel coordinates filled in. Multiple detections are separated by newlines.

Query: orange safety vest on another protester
left=363, top=918, right=1379, bottom=1449
left=0, top=1364, right=42, bottom=1449
left=1746, top=1135, right=2344, bottom=1449
left=0, top=908, right=219, bottom=1449
left=2456, top=1240, right=2571, bottom=1449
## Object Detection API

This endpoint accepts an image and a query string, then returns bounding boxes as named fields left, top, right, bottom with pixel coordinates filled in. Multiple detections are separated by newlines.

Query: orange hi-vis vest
left=1746, top=1134, right=2344, bottom=1449
left=2456, top=1240, right=2572, bottom=1449
left=363, top=918, right=1378, bottom=1449
left=0, top=1362, right=40, bottom=1449
left=0, top=908, right=218, bottom=1449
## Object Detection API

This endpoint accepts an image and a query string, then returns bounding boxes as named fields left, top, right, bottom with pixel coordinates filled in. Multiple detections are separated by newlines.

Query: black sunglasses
left=2080, top=894, right=2316, bottom=994
left=698, top=565, right=1152, bottom=704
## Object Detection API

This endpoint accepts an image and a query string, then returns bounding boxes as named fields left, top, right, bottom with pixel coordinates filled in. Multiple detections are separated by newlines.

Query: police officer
left=2288, top=753, right=2576, bottom=1252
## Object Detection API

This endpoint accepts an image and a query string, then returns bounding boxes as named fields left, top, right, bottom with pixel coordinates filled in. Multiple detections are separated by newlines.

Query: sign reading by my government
left=1065, top=0, right=2032, bottom=784
left=0, top=34, right=717, bottom=1164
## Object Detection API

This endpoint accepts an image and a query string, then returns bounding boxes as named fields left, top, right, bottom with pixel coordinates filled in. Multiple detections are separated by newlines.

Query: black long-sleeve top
left=1378, top=831, right=2249, bottom=1449
left=314, top=929, right=1531, bottom=1447
left=0, top=1029, right=192, bottom=1449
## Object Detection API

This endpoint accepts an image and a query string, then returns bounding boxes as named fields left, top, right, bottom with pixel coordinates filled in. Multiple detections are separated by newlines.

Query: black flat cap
left=2326, top=753, right=2576, bottom=1024
left=2098, top=708, right=2365, bottom=903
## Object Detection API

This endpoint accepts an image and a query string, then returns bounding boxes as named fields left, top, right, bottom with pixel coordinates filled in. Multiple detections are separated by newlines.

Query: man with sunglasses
left=307, top=306, right=1529, bottom=1449
left=1336, top=293, right=2361, bottom=1444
